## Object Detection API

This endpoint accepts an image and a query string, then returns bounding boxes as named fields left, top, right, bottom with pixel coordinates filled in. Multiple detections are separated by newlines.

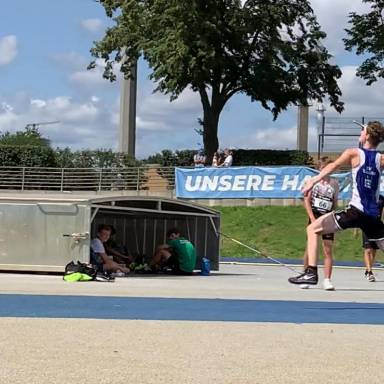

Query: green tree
left=89, top=0, right=343, bottom=157
left=344, top=0, right=384, bottom=84
left=0, top=126, right=51, bottom=147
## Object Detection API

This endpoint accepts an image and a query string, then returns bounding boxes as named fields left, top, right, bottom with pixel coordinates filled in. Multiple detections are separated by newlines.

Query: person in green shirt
left=151, top=228, right=196, bottom=275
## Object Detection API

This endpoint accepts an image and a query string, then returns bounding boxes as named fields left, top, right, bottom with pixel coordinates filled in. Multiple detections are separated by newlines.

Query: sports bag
left=63, top=261, right=97, bottom=282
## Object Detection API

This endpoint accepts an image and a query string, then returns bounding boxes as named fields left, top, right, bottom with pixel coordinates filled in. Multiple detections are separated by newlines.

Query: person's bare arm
left=303, top=191, right=316, bottom=223
left=303, top=149, right=358, bottom=196
left=332, top=180, right=339, bottom=210
left=104, top=245, right=130, bottom=259
left=98, top=252, right=111, bottom=264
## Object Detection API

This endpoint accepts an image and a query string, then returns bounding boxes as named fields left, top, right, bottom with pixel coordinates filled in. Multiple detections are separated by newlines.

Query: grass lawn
left=216, top=206, right=372, bottom=263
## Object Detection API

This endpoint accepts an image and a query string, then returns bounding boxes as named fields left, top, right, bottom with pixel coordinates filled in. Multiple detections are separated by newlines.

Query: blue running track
left=0, top=294, right=384, bottom=324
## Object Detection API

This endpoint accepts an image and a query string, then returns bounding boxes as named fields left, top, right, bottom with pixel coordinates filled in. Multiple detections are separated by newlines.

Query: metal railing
left=0, top=166, right=176, bottom=192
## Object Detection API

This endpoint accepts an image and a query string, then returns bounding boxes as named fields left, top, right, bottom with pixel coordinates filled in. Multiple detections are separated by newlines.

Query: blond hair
left=366, top=121, right=384, bottom=147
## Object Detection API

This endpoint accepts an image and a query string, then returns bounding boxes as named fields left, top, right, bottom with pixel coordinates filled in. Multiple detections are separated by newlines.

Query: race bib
left=313, top=197, right=332, bottom=212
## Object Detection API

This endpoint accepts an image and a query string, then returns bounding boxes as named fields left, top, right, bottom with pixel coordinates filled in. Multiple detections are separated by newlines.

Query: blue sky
left=0, top=0, right=382, bottom=158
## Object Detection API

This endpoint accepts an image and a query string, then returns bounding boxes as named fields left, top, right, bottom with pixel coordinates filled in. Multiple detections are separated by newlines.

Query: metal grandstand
left=317, top=116, right=384, bottom=158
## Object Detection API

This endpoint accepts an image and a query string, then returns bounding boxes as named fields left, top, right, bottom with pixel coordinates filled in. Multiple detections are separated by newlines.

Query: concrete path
left=1, top=264, right=384, bottom=384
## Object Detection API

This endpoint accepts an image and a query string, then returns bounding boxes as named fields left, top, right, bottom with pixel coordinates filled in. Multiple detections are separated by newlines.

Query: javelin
left=219, top=231, right=301, bottom=274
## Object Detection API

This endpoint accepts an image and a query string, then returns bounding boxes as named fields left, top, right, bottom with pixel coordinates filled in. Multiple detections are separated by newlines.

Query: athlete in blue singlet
left=289, top=121, right=384, bottom=286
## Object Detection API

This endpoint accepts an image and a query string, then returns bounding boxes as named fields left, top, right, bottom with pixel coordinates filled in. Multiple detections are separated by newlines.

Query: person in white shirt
left=193, top=150, right=206, bottom=167
left=219, top=148, right=233, bottom=167
left=91, top=224, right=130, bottom=274
left=212, top=152, right=219, bottom=167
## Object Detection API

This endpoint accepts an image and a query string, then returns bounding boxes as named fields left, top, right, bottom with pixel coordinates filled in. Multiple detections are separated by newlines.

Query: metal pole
left=60, top=168, right=64, bottom=192
left=98, top=169, right=102, bottom=191
left=136, top=167, right=140, bottom=191
left=21, top=167, right=25, bottom=191
left=321, top=116, right=325, bottom=152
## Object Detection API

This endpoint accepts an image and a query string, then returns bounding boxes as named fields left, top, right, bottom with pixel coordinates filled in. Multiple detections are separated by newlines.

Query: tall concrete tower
left=118, top=63, right=137, bottom=156
left=297, top=105, right=309, bottom=151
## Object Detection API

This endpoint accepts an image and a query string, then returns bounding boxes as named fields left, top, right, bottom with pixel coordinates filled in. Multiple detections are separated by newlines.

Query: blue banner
left=175, top=166, right=357, bottom=199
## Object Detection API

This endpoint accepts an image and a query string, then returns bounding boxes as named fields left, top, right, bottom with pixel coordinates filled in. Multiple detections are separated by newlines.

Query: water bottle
left=200, top=257, right=210, bottom=276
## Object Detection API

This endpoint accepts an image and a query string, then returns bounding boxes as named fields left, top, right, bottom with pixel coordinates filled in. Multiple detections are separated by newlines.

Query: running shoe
left=365, top=270, right=376, bottom=282
left=95, top=272, right=115, bottom=282
left=288, top=267, right=318, bottom=285
left=323, top=278, right=335, bottom=291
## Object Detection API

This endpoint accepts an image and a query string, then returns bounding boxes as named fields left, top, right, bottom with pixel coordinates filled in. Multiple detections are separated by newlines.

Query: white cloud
left=30, top=99, right=47, bottom=108
left=231, top=125, right=298, bottom=150
left=138, top=87, right=201, bottom=125
left=310, top=0, right=371, bottom=55
left=69, top=68, right=108, bottom=87
left=0, top=94, right=118, bottom=150
left=50, top=51, right=88, bottom=71
left=80, top=18, right=104, bottom=33
left=0, top=103, right=18, bottom=131
left=69, top=58, right=120, bottom=89
left=320, top=65, right=384, bottom=117
left=0, top=35, right=18, bottom=66
left=136, top=116, right=168, bottom=131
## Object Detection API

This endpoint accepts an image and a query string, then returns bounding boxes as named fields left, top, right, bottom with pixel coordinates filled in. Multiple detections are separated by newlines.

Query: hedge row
left=233, top=149, right=314, bottom=166
left=146, top=149, right=314, bottom=167
left=0, top=146, right=314, bottom=168
left=0, top=146, right=141, bottom=168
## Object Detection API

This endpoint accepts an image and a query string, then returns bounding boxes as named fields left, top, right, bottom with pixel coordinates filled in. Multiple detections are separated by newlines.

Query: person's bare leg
left=302, top=247, right=308, bottom=270
left=364, top=248, right=376, bottom=272
left=307, top=212, right=339, bottom=267
left=322, top=239, right=333, bottom=279
left=104, top=260, right=130, bottom=273
left=151, top=246, right=171, bottom=269
left=289, top=212, right=340, bottom=285
left=364, top=247, right=377, bottom=281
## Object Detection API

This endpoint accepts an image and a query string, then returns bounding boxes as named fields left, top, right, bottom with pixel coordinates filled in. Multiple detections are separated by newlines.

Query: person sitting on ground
left=90, top=224, right=130, bottom=274
left=103, top=225, right=134, bottom=267
left=151, top=228, right=196, bottom=275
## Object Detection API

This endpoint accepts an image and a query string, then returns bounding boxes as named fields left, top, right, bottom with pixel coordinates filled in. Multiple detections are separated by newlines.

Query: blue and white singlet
left=350, top=148, right=381, bottom=217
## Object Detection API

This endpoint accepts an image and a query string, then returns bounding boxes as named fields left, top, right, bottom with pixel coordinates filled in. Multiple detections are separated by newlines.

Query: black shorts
left=362, top=233, right=379, bottom=249
left=334, top=205, right=384, bottom=241
left=165, top=252, right=193, bottom=275
left=308, top=212, right=334, bottom=241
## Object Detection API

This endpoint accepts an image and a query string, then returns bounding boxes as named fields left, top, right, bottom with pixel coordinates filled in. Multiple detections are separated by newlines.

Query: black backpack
left=64, top=261, right=97, bottom=280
